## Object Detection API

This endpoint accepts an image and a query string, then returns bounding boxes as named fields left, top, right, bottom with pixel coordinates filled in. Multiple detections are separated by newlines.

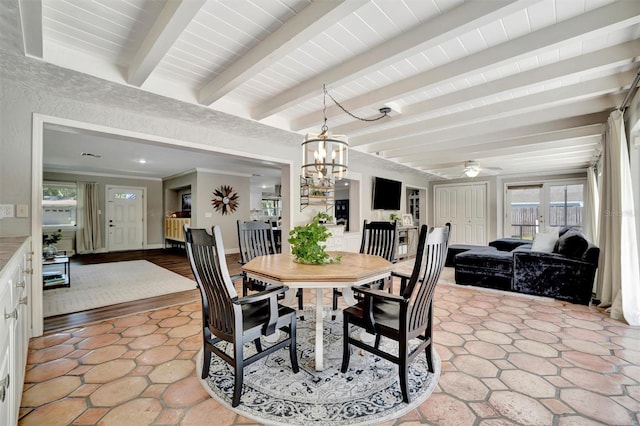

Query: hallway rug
left=43, top=260, right=196, bottom=317
left=197, top=308, right=440, bottom=425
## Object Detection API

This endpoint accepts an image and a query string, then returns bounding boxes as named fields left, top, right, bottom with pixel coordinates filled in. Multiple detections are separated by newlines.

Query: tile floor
left=19, top=270, right=640, bottom=425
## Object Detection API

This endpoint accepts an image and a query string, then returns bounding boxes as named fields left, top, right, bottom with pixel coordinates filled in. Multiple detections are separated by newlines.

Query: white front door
left=434, top=183, right=487, bottom=245
left=106, top=186, right=144, bottom=251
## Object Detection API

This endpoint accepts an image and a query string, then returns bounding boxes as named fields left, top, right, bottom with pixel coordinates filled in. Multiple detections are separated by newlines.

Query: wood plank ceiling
left=19, top=0, right=640, bottom=180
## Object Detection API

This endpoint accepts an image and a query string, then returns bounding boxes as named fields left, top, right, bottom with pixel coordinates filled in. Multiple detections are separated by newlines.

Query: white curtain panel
left=596, top=110, right=640, bottom=325
left=585, top=167, right=599, bottom=294
left=585, top=167, right=600, bottom=244
left=75, top=183, right=87, bottom=254
left=76, top=182, right=102, bottom=253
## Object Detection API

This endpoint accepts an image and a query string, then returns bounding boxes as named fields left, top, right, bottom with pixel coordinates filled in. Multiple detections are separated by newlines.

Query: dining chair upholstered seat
left=340, top=224, right=449, bottom=403
left=332, top=220, right=399, bottom=313
left=237, top=220, right=303, bottom=310
left=184, top=225, right=299, bottom=407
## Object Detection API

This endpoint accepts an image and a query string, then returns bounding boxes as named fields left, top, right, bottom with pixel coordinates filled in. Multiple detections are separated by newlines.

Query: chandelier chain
left=323, top=84, right=389, bottom=123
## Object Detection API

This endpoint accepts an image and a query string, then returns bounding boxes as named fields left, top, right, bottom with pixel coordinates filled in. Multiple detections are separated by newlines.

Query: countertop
left=1, top=236, right=29, bottom=271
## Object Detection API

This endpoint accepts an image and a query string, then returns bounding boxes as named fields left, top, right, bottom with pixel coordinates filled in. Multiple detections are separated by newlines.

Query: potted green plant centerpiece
left=389, top=213, right=400, bottom=222
left=288, top=212, right=342, bottom=265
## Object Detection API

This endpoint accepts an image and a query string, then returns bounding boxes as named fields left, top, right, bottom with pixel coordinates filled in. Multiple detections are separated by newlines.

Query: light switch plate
left=0, top=204, right=15, bottom=218
left=16, top=204, right=29, bottom=218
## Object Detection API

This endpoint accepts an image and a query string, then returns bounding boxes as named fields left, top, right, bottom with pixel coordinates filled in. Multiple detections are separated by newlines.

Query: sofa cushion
left=455, top=250, right=513, bottom=274
left=555, top=230, right=589, bottom=259
left=558, top=226, right=582, bottom=237
left=488, top=238, right=531, bottom=252
left=531, top=230, right=558, bottom=253
left=446, top=244, right=496, bottom=267
left=512, top=244, right=532, bottom=253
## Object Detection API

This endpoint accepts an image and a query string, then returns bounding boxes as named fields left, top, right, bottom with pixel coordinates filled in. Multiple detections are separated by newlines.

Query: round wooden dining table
left=241, top=251, right=394, bottom=370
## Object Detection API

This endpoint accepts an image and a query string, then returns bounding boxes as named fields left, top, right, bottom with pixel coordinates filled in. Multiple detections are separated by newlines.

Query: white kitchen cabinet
left=0, top=237, right=32, bottom=426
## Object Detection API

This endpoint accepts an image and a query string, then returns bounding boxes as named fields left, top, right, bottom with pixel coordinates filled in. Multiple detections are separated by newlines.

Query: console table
left=42, top=254, right=70, bottom=289
left=165, top=218, right=190, bottom=248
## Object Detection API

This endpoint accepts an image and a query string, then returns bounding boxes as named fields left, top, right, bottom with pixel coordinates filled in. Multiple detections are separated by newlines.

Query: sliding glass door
left=505, top=180, right=585, bottom=239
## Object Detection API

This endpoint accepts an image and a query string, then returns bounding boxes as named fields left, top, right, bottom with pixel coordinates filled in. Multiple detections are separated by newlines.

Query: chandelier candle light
left=302, top=84, right=390, bottom=181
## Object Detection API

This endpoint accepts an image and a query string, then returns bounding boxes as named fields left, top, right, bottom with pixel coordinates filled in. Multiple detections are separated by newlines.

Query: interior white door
left=106, top=186, right=144, bottom=251
left=435, top=183, right=487, bottom=245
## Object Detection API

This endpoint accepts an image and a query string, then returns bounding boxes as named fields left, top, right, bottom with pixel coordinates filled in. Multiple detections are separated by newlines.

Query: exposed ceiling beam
left=399, top=126, right=603, bottom=165
left=498, top=164, right=589, bottom=174
left=253, top=0, right=528, bottom=120
left=127, top=0, right=206, bottom=87
left=351, top=70, right=633, bottom=149
left=398, top=124, right=604, bottom=165
left=375, top=112, right=609, bottom=161
left=18, top=0, right=42, bottom=58
left=359, top=96, right=620, bottom=158
left=329, top=40, right=640, bottom=135
left=421, top=146, right=597, bottom=172
left=304, top=0, right=640, bottom=127
left=199, top=0, right=368, bottom=106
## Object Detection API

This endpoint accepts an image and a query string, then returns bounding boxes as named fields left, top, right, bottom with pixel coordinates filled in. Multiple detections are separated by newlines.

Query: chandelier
left=302, top=84, right=390, bottom=181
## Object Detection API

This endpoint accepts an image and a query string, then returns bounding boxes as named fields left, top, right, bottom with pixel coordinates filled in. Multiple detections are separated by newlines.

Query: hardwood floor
left=43, top=248, right=242, bottom=333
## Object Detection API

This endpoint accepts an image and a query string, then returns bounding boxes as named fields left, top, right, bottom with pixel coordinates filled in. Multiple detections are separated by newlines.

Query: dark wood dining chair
left=340, top=224, right=449, bottom=403
left=332, top=220, right=399, bottom=313
left=237, top=220, right=303, bottom=310
left=184, top=225, right=299, bottom=407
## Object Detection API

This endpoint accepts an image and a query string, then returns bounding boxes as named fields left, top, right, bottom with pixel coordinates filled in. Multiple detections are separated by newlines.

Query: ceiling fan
left=461, top=161, right=502, bottom=178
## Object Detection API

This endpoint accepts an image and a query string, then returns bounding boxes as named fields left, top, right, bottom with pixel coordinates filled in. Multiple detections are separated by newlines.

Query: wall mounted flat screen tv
left=372, top=177, right=402, bottom=210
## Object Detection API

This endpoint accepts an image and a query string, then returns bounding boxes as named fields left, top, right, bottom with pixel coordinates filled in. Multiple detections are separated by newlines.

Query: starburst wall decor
left=212, top=185, right=239, bottom=215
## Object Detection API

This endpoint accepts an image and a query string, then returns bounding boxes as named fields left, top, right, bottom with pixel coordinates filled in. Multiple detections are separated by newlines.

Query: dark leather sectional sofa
left=453, top=228, right=599, bottom=305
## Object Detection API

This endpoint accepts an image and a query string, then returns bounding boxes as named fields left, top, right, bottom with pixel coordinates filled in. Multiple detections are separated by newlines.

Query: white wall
left=195, top=170, right=250, bottom=252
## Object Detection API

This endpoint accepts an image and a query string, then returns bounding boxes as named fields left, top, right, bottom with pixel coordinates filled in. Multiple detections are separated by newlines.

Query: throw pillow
left=556, top=230, right=588, bottom=259
left=531, top=230, right=558, bottom=253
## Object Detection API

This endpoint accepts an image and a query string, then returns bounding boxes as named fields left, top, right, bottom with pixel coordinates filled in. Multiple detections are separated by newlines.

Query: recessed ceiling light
left=138, top=159, right=147, bottom=164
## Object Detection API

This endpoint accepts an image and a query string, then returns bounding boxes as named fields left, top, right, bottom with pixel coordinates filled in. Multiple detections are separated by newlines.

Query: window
left=43, top=181, right=77, bottom=226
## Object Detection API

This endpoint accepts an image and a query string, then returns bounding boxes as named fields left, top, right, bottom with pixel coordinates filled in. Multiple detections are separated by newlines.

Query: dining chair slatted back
left=340, top=224, right=450, bottom=403
left=403, top=226, right=448, bottom=331
left=186, top=226, right=237, bottom=338
left=332, top=220, right=398, bottom=312
left=184, top=225, right=299, bottom=407
left=237, top=220, right=303, bottom=309
left=360, top=220, right=399, bottom=263
left=237, top=220, right=277, bottom=265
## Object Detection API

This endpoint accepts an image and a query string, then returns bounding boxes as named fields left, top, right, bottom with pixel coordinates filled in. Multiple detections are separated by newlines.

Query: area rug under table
left=197, top=308, right=440, bottom=426
left=43, top=260, right=197, bottom=317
